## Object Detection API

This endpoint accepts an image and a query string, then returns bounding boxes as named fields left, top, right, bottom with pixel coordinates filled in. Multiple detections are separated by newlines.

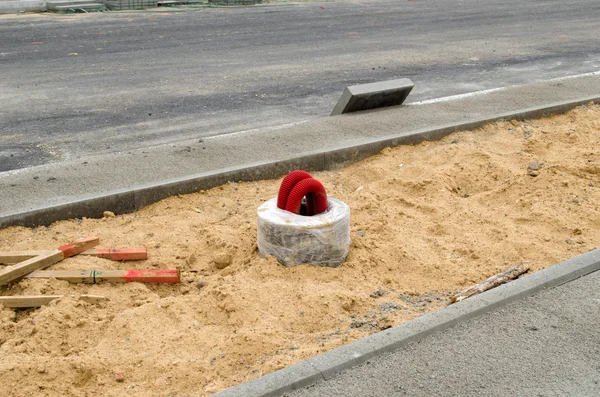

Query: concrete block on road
left=331, top=78, right=414, bottom=116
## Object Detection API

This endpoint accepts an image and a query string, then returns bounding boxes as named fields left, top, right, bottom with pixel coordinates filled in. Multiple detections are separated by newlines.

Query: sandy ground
left=1, top=104, right=599, bottom=396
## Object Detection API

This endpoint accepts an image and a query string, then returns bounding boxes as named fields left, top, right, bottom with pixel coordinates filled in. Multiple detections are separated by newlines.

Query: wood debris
left=450, top=263, right=530, bottom=303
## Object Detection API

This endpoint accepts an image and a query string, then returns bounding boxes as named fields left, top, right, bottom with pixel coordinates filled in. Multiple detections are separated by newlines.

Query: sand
left=1, top=104, right=599, bottom=396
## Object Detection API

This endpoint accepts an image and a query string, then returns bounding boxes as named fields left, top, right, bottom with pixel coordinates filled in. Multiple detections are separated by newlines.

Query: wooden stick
left=80, top=248, right=147, bottom=261
left=450, top=263, right=530, bottom=303
left=0, top=250, right=64, bottom=286
left=26, top=269, right=180, bottom=284
left=26, top=270, right=95, bottom=283
left=2, top=247, right=147, bottom=264
left=57, top=237, right=100, bottom=258
left=95, top=269, right=180, bottom=283
left=0, top=251, right=56, bottom=265
left=0, top=294, right=108, bottom=308
left=26, top=269, right=179, bottom=284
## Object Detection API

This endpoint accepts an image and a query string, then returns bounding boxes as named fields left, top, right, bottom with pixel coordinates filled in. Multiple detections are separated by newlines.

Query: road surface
left=2, top=0, right=600, bottom=171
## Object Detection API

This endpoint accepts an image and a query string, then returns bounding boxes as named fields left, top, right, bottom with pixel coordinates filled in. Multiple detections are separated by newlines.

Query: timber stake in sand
left=0, top=237, right=100, bottom=286
left=26, top=269, right=180, bottom=284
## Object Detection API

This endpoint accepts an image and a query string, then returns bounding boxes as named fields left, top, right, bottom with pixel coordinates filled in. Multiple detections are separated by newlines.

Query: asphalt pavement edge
left=2, top=94, right=599, bottom=229
left=212, top=248, right=600, bottom=397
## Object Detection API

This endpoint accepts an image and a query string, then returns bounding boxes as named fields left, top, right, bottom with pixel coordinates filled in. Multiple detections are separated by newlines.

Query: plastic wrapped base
left=257, top=197, right=351, bottom=267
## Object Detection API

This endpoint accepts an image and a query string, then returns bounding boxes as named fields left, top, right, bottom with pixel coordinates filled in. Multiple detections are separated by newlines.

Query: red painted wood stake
left=117, top=269, right=180, bottom=283
left=58, top=237, right=100, bottom=258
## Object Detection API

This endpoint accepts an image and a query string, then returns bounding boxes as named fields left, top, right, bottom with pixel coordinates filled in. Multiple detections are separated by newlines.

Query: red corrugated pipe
left=277, top=170, right=328, bottom=216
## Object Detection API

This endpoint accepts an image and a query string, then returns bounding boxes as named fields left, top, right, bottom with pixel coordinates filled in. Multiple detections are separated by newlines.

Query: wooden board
left=0, top=251, right=56, bottom=265
left=81, top=248, right=147, bottom=261
left=25, top=270, right=95, bottom=283
left=26, top=269, right=180, bottom=284
left=0, top=294, right=108, bottom=308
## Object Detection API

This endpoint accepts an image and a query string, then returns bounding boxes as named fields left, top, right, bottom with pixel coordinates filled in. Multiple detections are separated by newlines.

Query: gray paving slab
left=287, top=270, right=600, bottom=397
left=1, top=74, right=600, bottom=228
left=330, top=78, right=414, bottom=115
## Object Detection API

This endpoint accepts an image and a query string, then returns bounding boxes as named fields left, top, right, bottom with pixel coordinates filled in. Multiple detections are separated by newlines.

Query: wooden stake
left=0, top=294, right=108, bottom=308
left=26, top=269, right=180, bottom=284
left=95, top=269, right=179, bottom=283
left=80, top=248, right=148, bottom=261
left=450, top=263, right=530, bottom=304
left=58, top=237, right=100, bottom=258
left=26, top=270, right=95, bottom=283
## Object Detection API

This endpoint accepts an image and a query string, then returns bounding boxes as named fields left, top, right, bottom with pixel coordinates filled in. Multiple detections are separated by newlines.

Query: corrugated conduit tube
left=257, top=170, right=351, bottom=267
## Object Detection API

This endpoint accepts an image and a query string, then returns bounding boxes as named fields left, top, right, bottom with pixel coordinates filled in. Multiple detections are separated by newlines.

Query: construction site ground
left=1, top=104, right=599, bottom=396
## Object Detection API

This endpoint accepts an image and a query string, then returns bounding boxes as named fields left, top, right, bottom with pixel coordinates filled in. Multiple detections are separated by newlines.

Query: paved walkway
left=287, top=270, right=600, bottom=397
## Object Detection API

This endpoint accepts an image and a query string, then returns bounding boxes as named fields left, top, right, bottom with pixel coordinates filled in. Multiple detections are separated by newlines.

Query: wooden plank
left=95, top=269, right=180, bottom=284
left=0, top=294, right=108, bottom=308
left=450, top=263, right=530, bottom=303
left=81, top=248, right=148, bottom=261
left=57, top=237, right=100, bottom=258
left=0, top=251, right=57, bottom=265
left=0, top=250, right=65, bottom=286
left=25, top=270, right=95, bottom=283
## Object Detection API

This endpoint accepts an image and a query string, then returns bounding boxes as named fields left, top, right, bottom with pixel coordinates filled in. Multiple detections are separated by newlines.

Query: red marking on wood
left=58, top=237, right=100, bottom=258
left=84, top=248, right=147, bottom=261
left=120, top=269, right=180, bottom=283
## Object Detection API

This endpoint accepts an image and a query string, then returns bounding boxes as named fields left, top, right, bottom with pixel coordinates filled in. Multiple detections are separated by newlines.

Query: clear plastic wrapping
left=257, top=197, right=351, bottom=267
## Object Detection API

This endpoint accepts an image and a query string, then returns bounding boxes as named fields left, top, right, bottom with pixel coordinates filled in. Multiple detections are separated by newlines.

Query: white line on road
left=409, top=70, right=600, bottom=105
left=203, top=120, right=310, bottom=141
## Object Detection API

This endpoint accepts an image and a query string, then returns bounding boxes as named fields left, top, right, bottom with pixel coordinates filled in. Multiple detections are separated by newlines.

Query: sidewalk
left=2, top=74, right=600, bottom=228
left=287, top=269, right=600, bottom=397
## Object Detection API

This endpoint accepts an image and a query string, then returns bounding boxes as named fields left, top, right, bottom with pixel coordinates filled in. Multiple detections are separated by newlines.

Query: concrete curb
left=213, top=248, right=600, bottom=397
left=1, top=94, right=598, bottom=229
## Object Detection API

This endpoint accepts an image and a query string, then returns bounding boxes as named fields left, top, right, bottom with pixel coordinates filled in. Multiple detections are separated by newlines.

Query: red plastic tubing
left=276, top=170, right=328, bottom=216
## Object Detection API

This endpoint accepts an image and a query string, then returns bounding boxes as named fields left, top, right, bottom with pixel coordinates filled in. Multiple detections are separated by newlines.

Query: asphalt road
left=287, top=270, right=600, bottom=397
left=2, top=0, right=600, bottom=171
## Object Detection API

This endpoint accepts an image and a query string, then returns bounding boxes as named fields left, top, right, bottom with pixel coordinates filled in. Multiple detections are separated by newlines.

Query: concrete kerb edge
left=213, top=249, right=600, bottom=397
left=0, top=189, right=135, bottom=229
left=1, top=94, right=599, bottom=229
